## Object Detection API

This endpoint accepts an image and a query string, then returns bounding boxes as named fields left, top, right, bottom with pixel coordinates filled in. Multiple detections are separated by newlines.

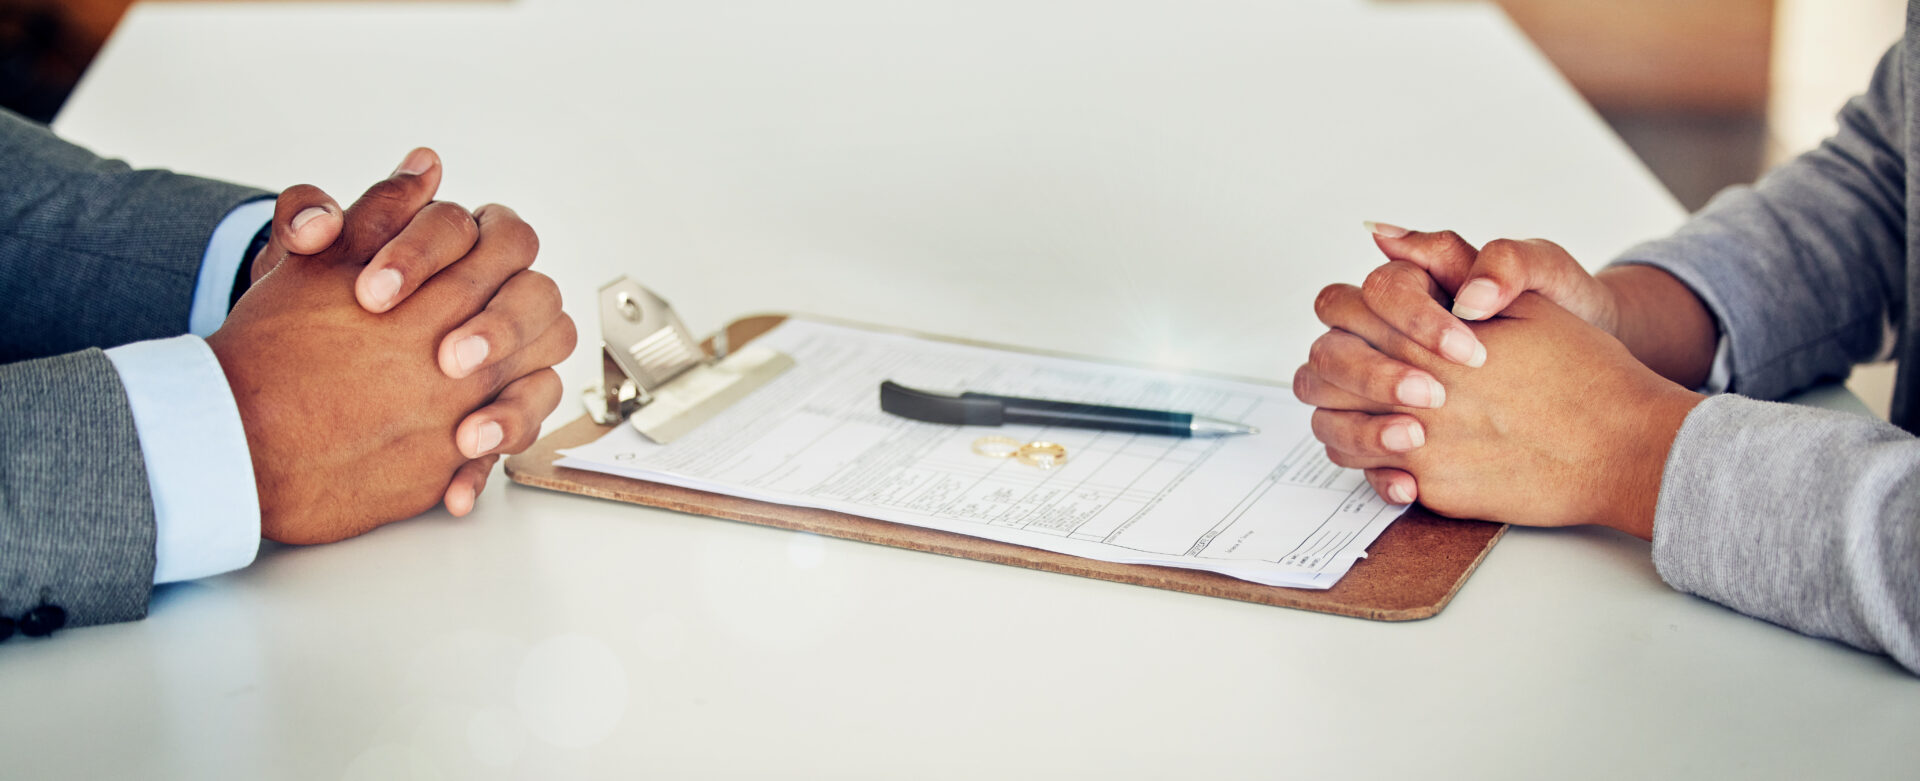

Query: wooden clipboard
left=506, top=314, right=1506, bottom=621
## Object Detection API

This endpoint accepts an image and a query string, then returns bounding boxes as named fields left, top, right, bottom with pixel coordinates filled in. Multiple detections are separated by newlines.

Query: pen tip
left=1190, top=418, right=1259, bottom=437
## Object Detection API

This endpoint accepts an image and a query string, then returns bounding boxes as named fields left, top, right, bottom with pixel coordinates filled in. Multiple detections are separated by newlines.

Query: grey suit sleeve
left=1610, top=42, right=1907, bottom=402
left=1604, top=41, right=1920, bottom=671
left=0, top=350, right=156, bottom=627
left=0, top=108, right=270, bottom=363
left=1655, top=396, right=1919, bottom=673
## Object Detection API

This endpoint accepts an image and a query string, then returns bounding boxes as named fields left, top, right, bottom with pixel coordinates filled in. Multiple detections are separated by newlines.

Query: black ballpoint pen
left=878, top=380, right=1259, bottom=437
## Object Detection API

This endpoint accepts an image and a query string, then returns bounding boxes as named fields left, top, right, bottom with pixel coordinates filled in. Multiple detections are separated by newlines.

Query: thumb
left=254, top=184, right=344, bottom=283
left=1450, top=238, right=1608, bottom=326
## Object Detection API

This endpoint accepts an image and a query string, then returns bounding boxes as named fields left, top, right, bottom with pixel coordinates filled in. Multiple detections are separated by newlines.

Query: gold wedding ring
left=1016, top=441, right=1068, bottom=470
left=972, top=436, right=1023, bottom=458
left=972, top=437, right=1069, bottom=469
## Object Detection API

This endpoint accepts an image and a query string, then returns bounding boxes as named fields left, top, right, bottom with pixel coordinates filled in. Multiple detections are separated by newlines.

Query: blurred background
left=0, top=0, right=1907, bottom=413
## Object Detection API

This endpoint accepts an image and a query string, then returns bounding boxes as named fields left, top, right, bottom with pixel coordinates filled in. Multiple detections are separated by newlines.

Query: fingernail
left=1439, top=328, right=1486, bottom=368
left=1382, top=421, right=1424, bottom=452
left=454, top=335, right=490, bottom=374
left=474, top=421, right=503, bottom=455
left=1396, top=375, right=1445, bottom=408
left=367, top=268, right=403, bottom=309
left=1452, top=278, right=1501, bottom=320
left=448, top=484, right=475, bottom=516
left=394, top=148, right=433, bottom=176
left=1364, top=221, right=1410, bottom=238
left=1388, top=483, right=1415, bottom=504
left=290, top=206, right=328, bottom=233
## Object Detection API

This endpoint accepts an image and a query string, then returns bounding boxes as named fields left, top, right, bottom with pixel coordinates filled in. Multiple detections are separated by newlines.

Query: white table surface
left=12, top=1, right=1916, bottom=778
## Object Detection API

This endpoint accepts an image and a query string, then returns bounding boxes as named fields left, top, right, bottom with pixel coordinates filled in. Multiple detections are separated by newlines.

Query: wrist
left=1594, top=265, right=1718, bottom=388
left=1593, top=266, right=1651, bottom=349
left=231, top=222, right=271, bottom=309
left=1598, top=381, right=1703, bottom=540
left=203, top=330, right=286, bottom=542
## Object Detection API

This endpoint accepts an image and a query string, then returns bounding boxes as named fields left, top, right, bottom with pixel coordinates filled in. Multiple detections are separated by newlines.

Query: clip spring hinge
left=582, top=277, right=794, bottom=444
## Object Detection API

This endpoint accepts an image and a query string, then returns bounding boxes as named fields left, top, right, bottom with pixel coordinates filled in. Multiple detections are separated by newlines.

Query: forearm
left=1597, top=264, right=1720, bottom=390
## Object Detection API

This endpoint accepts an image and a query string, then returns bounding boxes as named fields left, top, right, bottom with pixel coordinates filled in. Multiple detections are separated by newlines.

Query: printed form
left=557, top=319, right=1407, bottom=589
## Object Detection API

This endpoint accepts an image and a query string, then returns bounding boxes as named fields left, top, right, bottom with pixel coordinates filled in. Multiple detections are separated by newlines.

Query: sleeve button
left=18, top=604, right=66, bottom=638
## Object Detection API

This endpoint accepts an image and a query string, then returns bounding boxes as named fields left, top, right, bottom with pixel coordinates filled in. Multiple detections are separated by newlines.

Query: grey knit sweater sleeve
left=1612, top=43, right=1907, bottom=402
left=1610, top=41, right=1920, bottom=673
left=1655, top=396, right=1918, bottom=672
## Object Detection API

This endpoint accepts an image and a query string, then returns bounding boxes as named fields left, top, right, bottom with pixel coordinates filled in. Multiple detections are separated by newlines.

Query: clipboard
left=507, top=295, right=1506, bottom=622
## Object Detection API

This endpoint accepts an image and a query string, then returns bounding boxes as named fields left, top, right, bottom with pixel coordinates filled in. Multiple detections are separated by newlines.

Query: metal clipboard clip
left=582, top=277, right=794, bottom=444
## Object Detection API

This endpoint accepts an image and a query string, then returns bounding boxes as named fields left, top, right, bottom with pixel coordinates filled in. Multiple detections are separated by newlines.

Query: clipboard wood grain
left=506, top=315, right=1507, bottom=621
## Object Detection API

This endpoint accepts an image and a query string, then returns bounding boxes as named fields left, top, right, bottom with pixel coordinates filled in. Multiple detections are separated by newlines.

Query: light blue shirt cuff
left=1701, top=334, right=1733, bottom=395
left=104, top=335, right=260, bottom=584
left=189, top=198, right=274, bottom=336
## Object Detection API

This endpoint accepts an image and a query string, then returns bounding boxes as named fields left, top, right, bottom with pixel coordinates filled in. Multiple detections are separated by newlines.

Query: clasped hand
left=207, top=149, right=577, bottom=544
left=1293, top=225, right=1705, bottom=539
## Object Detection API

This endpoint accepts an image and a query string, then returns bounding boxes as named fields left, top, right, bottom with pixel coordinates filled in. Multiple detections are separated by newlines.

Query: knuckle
left=528, top=271, right=564, bottom=312
left=553, top=314, right=580, bottom=358
left=1362, top=264, right=1421, bottom=304
left=380, top=241, right=428, bottom=274
left=1522, top=237, right=1573, bottom=269
left=1309, top=408, right=1333, bottom=439
left=1414, top=307, right=1457, bottom=342
left=1314, top=410, right=1366, bottom=453
left=1479, top=237, right=1519, bottom=258
left=482, top=360, right=512, bottom=397
left=521, top=220, right=541, bottom=257
left=1292, top=365, right=1314, bottom=401
left=1360, top=265, right=1394, bottom=298
left=523, top=369, right=565, bottom=414
left=1524, top=237, right=1567, bottom=256
left=475, top=203, right=513, bottom=225
left=502, top=304, right=541, bottom=348
left=480, top=205, right=541, bottom=251
left=431, top=201, right=478, bottom=237
left=1325, top=445, right=1358, bottom=469
left=1477, top=239, right=1524, bottom=272
left=1313, top=284, right=1347, bottom=321
left=1306, top=331, right=1336, bottom=368
left=360, top=177, right=411, bottom=205
left=1367, top=365, right=1407, bottom=404
left=524, top=366, right=562, bottom=395
left=493, top=217, right=539, bottom=263
left=1344, top=418, right=1377, bottom=453
left=490, top=276, right=564, bottom=346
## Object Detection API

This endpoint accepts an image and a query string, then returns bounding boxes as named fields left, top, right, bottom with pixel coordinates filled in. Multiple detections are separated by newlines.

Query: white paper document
left=557, top=319, right=1407, bottom=589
